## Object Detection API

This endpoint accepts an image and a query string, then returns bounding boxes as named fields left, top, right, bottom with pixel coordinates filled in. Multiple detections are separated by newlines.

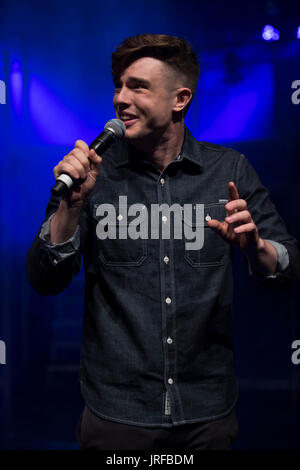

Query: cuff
left=39, top=212, right=80, bottom=264
left=248, top=239, right=290, bottom=279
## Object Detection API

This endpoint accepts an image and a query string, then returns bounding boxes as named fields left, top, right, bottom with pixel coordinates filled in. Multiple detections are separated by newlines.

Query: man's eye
left=134, top=84, right=147, bottom=91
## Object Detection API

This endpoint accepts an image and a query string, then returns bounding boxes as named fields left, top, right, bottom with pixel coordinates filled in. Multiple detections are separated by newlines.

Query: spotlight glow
left=262, top=25, right=280, bottom=41
left=297, top=26, right=300, bottom=39
left=10, top=61, right=23, bottom=116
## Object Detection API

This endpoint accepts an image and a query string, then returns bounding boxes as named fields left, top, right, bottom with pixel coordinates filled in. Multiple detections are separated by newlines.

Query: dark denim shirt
left=26, top=127, right=300, bottom=427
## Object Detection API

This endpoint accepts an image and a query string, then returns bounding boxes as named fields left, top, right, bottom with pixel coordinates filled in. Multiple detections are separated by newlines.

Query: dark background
left=0, top=0, right=300, bottom=449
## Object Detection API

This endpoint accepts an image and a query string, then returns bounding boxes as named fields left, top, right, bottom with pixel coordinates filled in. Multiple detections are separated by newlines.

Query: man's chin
left=124, top=129, right=147, bottom=142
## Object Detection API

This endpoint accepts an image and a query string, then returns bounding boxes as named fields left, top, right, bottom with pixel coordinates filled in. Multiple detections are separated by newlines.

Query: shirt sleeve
left=236, top=153, right=300, bottom=288
left=248, top=239, right=290, bottom=279
left=26, top=193, right=90, bottom=295
left=39, top=212, right=80, bottom=264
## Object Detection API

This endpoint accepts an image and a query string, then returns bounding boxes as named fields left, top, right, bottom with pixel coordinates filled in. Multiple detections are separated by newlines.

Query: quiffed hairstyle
left=111, top=33, right=199, bottom=116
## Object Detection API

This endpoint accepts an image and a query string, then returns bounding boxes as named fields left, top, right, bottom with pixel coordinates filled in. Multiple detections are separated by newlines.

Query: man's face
left=113, top=57, right=179, bottom=141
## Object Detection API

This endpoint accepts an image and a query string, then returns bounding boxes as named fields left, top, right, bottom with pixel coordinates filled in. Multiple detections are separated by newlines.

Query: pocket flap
left=183, top=202, right=227, bottom=227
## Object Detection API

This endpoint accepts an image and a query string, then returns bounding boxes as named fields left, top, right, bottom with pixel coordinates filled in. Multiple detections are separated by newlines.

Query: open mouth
left=119, top=114, right=138, bottom=127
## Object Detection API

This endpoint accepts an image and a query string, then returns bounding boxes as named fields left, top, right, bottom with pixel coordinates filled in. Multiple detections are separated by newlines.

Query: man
left=26, top=34, right=300, bottom=450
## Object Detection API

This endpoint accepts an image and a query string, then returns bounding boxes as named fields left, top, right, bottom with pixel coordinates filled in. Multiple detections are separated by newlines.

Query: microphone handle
left=51, top=130, right=115, bottom=196
left=89, top=129, right=115, bottom=155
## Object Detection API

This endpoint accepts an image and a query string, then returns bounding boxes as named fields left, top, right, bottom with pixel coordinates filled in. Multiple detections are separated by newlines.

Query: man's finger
left=207, top=219, right=226, bottom=237
left=226, top=199, right=247, bottom=213
left=225, top=209, right=251, bottom=225
left=233, top=222, right=256, bottom=234
left=226, top=182, right=242, bottom=217
left=228, top=181, right=239, bottom=201
left=75, top=139, right=90, bottom=156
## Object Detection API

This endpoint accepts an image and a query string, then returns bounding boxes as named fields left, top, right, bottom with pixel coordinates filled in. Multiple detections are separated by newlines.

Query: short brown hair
left=111, top=33, right=199, bottom=115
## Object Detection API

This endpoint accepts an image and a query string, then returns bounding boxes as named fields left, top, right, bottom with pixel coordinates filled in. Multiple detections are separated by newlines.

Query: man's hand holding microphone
left=49, top=119, right=125, bottom=244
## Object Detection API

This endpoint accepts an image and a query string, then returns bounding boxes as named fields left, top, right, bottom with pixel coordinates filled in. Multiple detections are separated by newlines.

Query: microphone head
left=104, top=119, right=126, bottom=138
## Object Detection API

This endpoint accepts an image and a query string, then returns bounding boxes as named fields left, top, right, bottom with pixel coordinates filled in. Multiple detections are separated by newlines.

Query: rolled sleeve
left=248, top=239, right=290, bottom=279
left=39, top=212, right=80, bottom=264
left=265, top=239, right=289, bottom=273
left=237, top=153, right=300, bottom=286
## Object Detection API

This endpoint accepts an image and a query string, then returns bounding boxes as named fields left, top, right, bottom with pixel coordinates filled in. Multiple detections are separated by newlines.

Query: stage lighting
left=297, top=26, right=300, bottom=39
left=10, top=61, right=23, bottom=116
left=262, top=25, right=280, bottom=41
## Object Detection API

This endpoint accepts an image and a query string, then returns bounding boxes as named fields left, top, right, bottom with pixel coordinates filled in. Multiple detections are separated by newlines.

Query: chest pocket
left=93, top=204, right=147, bottom=266
left=183, top=202, right=228, bottom=267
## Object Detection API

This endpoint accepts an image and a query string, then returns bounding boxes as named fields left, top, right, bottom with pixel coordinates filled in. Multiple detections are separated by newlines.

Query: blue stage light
left=297, top=26, right=300, bottom=39
left=262, top=25, right=280, bottom=41
left=10, top=61, right=23, bottom=116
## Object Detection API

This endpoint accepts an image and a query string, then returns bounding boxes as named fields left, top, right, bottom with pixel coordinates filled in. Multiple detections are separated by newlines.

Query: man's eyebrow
left=127, top=77, right=151, bottom=87
left=113, top=76, right=151, bottom=87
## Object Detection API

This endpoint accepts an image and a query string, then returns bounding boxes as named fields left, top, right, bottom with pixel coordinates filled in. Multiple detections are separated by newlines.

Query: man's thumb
left=89, top=149, right=102, bottom=178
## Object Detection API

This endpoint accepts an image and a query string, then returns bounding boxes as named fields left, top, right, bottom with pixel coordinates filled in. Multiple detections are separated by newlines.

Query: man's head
left=111, top=34, right=199, bottom=142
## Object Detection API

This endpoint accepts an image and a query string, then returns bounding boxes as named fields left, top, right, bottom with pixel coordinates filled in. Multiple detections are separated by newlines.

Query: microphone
left=51, top=118, right=126, bottom=196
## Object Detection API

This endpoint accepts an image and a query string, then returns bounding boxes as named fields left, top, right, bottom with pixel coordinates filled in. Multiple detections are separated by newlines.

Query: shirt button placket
left=159, top=173, right=175, bottom=414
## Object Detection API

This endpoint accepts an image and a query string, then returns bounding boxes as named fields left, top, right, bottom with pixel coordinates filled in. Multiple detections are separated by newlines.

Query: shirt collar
left=113, top=125, right=203, bottom=171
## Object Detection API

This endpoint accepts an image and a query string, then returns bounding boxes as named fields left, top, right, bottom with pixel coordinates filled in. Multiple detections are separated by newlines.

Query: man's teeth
left=121, top=115, right=136, bottom=121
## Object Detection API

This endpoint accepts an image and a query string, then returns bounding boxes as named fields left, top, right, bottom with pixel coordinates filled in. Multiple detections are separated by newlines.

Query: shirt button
left=168, top=378, right=173, bottom=385
left=163, top=256, right=169, bottom=264
left=162, top=216, right=168, bottom=223
left=165, top=297, right=172, bottom=304
left=167, top=337, right=173, bottom=344
left=117, top=214, right=123, bottom=221
left=160, top=178, right=165, bottom=185
left=205, top=214, right=211, bottom=221
left=53, top=258, right=58, bottom=265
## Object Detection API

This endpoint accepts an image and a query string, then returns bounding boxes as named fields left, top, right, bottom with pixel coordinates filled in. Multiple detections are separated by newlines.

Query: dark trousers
left=76, top=405, right=239, bottom=450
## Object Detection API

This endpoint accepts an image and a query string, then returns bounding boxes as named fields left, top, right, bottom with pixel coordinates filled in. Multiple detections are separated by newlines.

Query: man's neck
left=129, top=121, right=185, bottom=172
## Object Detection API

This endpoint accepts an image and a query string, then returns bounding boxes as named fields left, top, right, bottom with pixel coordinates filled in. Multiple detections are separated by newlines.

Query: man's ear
left=173, top=88, right=193, bottom=113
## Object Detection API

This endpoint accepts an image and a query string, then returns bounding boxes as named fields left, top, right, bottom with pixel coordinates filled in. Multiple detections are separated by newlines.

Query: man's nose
left=114, top=86, right=131, bottom=106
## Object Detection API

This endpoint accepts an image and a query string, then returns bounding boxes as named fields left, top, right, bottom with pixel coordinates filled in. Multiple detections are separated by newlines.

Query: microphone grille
left=104, top=119, right=126, bottom=138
